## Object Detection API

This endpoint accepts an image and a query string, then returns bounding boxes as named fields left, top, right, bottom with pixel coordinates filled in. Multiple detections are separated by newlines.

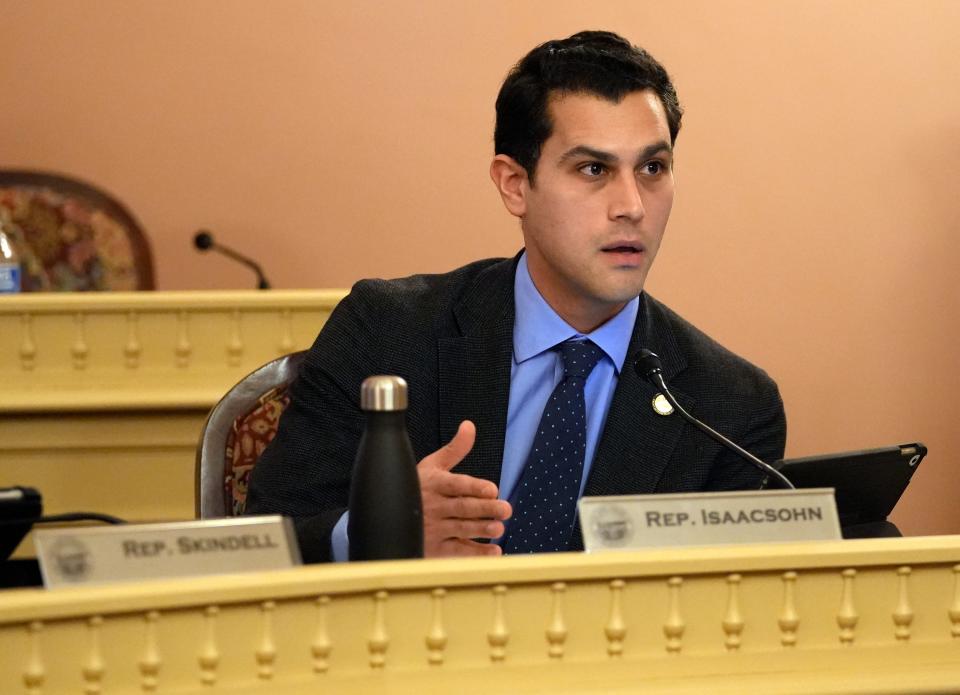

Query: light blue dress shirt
left=332, top=253, right=638, bottom=560
left=496, top=253, right=637, bottom=539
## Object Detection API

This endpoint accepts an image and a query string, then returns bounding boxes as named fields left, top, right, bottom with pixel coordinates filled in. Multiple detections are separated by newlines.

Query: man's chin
left=584, top=287, right=645, bottom=318
left=593, top=279, right=647, bottom=306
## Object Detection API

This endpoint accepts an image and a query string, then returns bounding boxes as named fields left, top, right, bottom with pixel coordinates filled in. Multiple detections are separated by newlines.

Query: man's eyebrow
left=637, top=141, right=673, bottom=162
left=557, top=145, right=617, bottom=164
left=557, top=141, right=673, bottom=165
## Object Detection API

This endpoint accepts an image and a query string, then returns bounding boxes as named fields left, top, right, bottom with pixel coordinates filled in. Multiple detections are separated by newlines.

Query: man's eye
left=579, top=163, right=606, bottom=177
left=643, top=161, right=663, bottom=175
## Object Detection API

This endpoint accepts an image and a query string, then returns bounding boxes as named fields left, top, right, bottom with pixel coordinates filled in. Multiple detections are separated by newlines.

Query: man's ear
left=489, top=155, right=529, bottom=218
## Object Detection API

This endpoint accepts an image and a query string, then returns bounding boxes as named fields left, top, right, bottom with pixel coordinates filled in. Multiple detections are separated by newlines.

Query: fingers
left=430, top=495, right=511, bottom=522
left=419, top=420, right=497, bottom=497
left=432, top=538, right=504, bottom=558
left=423, top=420, right=476, bottom=473
left=428, top=517, right=506, bottom=541
left=417, top=420, right=513, bottom=558
left=432, top=471, right=499, bottom=499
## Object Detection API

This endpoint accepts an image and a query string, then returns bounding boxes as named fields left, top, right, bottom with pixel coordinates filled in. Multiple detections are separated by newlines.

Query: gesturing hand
left=418, top=420, right=512, bottom=557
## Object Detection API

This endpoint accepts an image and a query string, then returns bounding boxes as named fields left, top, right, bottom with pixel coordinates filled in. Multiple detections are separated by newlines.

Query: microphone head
left=633, top=348, right=663, bottom=382
left=194, top=230, right=214, bottom=250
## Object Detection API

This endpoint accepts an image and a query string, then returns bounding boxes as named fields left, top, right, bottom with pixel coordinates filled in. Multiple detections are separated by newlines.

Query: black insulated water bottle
left=348, top=375, right=424, bottom=560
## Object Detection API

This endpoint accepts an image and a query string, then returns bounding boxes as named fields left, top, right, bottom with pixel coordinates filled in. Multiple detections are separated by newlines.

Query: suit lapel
left=437, top=258, right=517, bottom=485
left=434, top=270, right=690, bottom=494
left=584, top=294, right=692, bottom=497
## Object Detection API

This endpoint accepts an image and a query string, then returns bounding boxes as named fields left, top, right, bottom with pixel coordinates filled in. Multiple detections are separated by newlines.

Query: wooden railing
left=0, top=291, right=345, bottom=542
left=2, top=536, right=959, bottom=694
left=0, top=290, right=345, bottom=411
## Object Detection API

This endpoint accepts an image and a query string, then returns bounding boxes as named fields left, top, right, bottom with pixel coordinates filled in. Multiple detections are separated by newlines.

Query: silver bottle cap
left=360, top=375, right=408, bottom=411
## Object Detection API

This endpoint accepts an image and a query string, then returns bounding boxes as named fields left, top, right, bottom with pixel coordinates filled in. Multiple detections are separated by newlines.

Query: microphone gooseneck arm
left=635, top=349, right=795, bottom=490
left=193, top=230, right=271, bottom=290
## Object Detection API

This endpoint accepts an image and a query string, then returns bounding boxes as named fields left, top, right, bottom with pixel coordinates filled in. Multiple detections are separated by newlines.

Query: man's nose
left=608, top=173, right=645, bottom=222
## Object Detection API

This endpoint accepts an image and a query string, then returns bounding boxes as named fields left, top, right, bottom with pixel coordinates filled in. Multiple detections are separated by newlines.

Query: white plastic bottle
left=0, top=220, right=22, bottom=294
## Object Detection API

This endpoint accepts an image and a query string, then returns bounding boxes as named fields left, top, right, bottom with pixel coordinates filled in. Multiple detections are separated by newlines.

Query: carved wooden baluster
left=722, top=574, right=744, bottom=651
left=72, top=312, right=89, bottom=369
left=139, top=610, right=161, bottom=692
left=605, top=579, right=627, bottom=658
left=425, top=588, right=448, bottom=665
left=487, top=585, right=509, bottom=663
left=124, top=311, right=142, bottom=368
left=368, top=591, right=389, bottom=669
left=950, top=564, right=960, bottom=638
left=227, top=309, right=243, bottom=366
left=23, top=621, right=44, bottom=695
left=663, top=577, right=684, bottom=654
left=256, top=601, right=277, bottom=679
left=19, top=312, right=36, bottom=370
left=893, top=566, right=914, bottom=642
left=82, top=615, right=105, bottom=695
left=837, top=569, right=858, bottom=645
left=312, top=596, right=332, bottom=674
left=175, top=311, right=192, bottom=368
left=198, top=606, right=220, bottom=685
left=278, top=308, right=294, bottom=354
left=778, top=571, right=800, bottom=647
left=546, top=582, right=567, bottom=660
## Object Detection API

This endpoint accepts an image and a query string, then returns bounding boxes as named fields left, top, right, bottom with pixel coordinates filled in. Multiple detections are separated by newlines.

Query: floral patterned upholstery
left=223, top=385, right=293, bottom=516
left=196, top=351, right=306, bottom=519
left=0, top=170, right=154, bottom=291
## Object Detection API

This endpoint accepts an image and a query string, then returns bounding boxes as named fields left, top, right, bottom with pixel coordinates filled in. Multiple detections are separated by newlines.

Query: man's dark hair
left=494, top=30, right=683, bottom=181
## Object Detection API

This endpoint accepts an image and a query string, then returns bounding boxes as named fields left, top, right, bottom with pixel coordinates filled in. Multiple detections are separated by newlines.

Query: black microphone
left=193, top=230, right=271, bottom=289
left=634, top=349, right=794, bottom=489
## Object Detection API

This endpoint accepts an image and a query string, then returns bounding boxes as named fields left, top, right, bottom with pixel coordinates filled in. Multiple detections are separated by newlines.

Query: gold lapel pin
left=652, top=393, right=674, bottom=416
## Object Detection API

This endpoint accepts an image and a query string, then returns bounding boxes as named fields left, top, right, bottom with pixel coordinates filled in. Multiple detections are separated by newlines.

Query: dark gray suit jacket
left=246, top=255, right=787, bottom=562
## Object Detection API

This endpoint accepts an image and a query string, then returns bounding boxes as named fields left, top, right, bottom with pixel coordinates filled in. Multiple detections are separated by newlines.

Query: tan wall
left=2, top=1, right=958, bottom=535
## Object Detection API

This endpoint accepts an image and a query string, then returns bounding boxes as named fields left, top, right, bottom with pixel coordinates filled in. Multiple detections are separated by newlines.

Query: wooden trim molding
left=2, top=537, right=960, bottom=694
left=0, top=290, right=346, bottom=412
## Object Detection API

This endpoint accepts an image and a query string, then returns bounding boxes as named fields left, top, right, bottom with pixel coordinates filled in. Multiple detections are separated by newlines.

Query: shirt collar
left=513, top=252, right=639, bottom=374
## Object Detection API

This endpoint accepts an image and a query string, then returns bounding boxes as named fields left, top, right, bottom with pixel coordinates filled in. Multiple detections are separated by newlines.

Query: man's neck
left=528, top=280, right=627, bottom=334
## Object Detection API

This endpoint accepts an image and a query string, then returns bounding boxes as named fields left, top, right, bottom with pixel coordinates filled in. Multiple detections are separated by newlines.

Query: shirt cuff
left=330, top=511, right=350, bottom=562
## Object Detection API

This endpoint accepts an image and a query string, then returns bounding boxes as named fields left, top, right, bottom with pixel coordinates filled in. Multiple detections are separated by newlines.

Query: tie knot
left=558, top=340, right=604, bottom=380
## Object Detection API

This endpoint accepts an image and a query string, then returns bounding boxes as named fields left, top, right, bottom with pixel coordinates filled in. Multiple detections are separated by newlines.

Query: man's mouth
left=601, top=242, right=644, bottom=254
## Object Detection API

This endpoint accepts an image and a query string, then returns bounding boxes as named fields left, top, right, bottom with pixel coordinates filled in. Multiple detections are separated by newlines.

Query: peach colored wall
left=3, top=1, right=958, bottom=535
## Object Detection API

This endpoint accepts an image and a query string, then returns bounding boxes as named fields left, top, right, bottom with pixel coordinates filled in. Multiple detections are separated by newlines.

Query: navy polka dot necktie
left=501, top=339, right=604, bottom=554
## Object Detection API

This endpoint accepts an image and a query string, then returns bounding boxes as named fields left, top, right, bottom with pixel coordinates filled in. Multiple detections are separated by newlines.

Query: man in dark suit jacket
left=246, top=31, right=786, bottom=562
